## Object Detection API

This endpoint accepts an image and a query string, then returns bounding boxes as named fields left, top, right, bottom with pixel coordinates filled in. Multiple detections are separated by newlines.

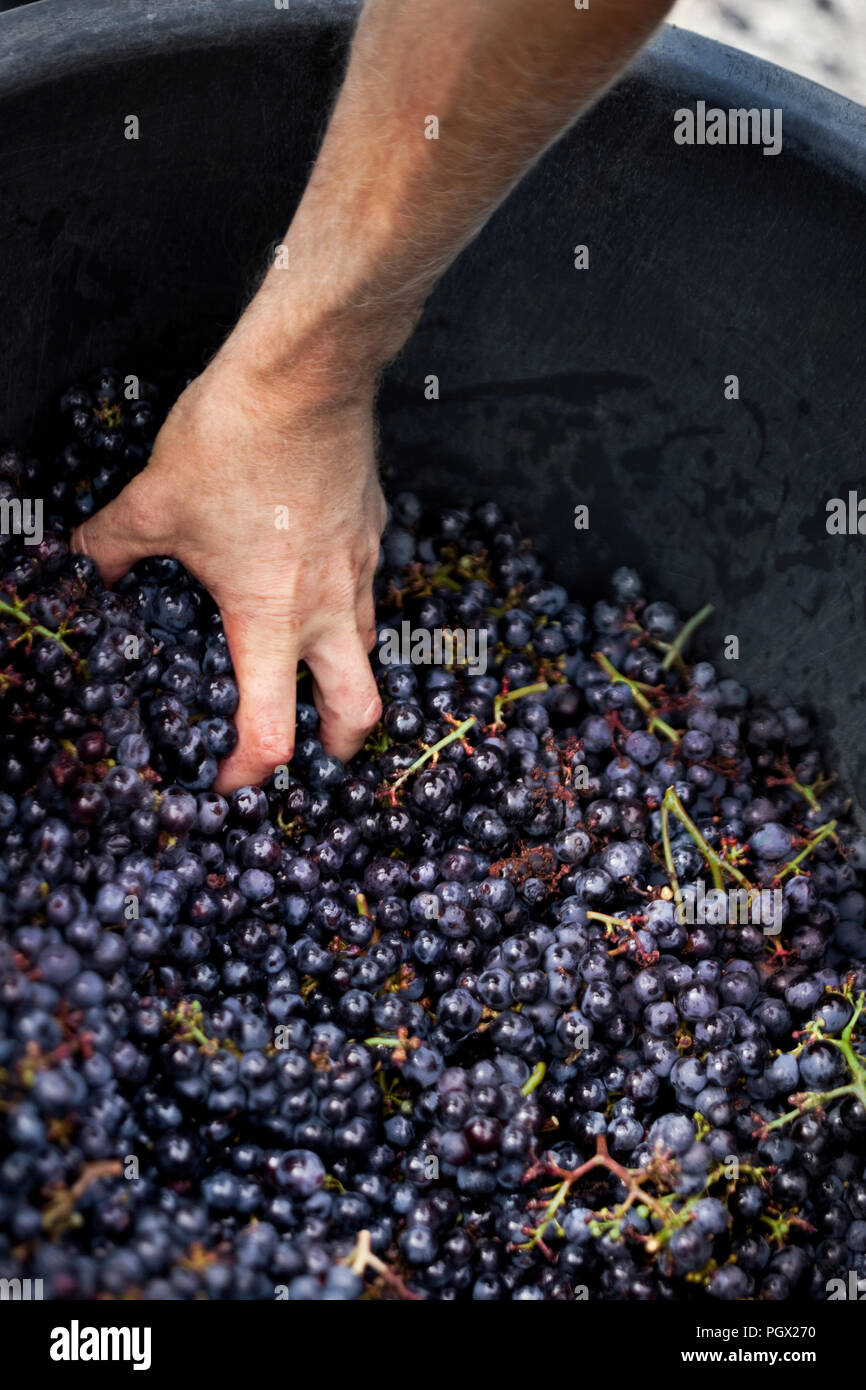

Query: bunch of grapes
left=1, top=371, right=865, bottom=1301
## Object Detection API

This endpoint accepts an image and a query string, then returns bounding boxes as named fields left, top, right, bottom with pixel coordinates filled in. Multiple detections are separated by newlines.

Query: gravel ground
left=669, top=0, right=866, bottom=105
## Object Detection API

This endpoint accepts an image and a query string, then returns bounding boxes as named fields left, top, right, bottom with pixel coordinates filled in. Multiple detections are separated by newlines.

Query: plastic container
left=0, top=0, right=864, bottom=804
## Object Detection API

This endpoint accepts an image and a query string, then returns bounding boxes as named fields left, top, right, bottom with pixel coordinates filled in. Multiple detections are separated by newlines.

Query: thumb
left=214, top=610, right=299, bottom=794
left=70, top=475, right=166, bottom=587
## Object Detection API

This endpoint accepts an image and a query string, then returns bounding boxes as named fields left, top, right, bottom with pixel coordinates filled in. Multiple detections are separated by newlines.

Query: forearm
left=225, top=0, right=674, bottom=397
left=79, top=0, right=677, bottom=789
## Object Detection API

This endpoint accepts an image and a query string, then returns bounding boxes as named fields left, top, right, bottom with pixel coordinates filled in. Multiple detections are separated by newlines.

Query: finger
left=214, top=609, right=300, bottom=794
left=70, top=477, right=165, bottom=587
left=305, top=622, right=382, bottom=764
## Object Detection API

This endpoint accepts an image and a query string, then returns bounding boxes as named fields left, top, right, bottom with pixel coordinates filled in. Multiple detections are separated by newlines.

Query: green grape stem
left=491, top=680, right=548, bottom=732
left=661, top=784, right=752, bottom=896
left=593, top=652, right=679, bottom=743
left=381, top=682, right=548, bottom=802
left=775, top=820, right=838, bottom=882
left=761, top=989, right=866, bottom=1133
left=660, top=604, right=715, bottom=671
left=0, top=595, right=79, bottom=662
left=521, top=1062, right=546, bottom=1097
left=383, top=716, right=476, bottom=802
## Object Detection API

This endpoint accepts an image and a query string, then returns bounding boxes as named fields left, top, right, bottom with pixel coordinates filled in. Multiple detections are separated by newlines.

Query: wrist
left=222, top=235, right=420, bottom=408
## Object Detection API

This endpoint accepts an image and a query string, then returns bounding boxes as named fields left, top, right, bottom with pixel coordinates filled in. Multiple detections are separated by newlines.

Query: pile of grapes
left=1, top=372, right=865, bottom=1302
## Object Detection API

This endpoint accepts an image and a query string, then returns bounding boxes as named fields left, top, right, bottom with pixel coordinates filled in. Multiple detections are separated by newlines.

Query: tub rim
left=0, top=1, right=864, bottom=188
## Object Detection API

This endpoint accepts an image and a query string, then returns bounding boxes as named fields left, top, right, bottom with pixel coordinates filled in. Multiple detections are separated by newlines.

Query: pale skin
left=71, top=0, right=675, bottom=794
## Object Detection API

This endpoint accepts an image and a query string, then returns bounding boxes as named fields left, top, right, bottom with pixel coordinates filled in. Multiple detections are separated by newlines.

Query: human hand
left=71, top=347, right=386, bottom=793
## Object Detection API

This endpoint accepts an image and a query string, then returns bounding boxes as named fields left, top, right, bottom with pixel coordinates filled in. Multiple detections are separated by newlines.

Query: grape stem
left=518, top=1135, right=770, bottom=1269
left=383, top=716, right=476, bottom=802
left=0, top=594, right=78, bottom=661
left=491, top=680, right=548, bottom=732
left=516, top=1135, right=671, bottom=1255
left=41, top=1160, right=123, bottom=1237
left=521, top=1062, right=546, bottom=1097
left=593, top=652, right=679, bottom=743
left=660, top=604, right=715, bottom=671
left=761, top=988, right=866, bottom=1132
left=586, top=909, right=658, bottom=964
left=381, top=681, right=548, bottom=802
left=775, top=820, right=838, bottom=882
left=661, top=784, right=752, bottom=896
left=344, top=1229, right=423, bottom=1300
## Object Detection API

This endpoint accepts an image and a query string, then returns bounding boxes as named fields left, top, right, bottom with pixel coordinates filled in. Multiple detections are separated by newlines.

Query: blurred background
left=670, top=0, right=866, bottom=105
left=1, top=0, right=865, bottom=105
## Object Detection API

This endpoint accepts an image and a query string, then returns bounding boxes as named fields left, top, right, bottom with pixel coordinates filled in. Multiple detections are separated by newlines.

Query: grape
left=0, top=370, right=865, bottom=1302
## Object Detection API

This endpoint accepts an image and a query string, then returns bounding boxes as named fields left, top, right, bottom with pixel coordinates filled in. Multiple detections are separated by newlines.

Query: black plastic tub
left=0, top=0, right=864, bottom=804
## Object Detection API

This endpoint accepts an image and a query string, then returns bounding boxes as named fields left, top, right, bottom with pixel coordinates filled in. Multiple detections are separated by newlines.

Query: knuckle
left=362, top=691, right=383, bottom=727
left=318, top=687, right=379, bottom=739
left=252, top=726, right=294, bottom=765
left=309, top=564, right=357, bottom=617
left=321, top=593, right=360, bottom=628
left=69, top=523, right=89, bottom=557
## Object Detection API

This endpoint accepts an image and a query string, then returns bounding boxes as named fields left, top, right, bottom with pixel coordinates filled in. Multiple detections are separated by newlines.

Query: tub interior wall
left=0, top=10, right=864, bottom=805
